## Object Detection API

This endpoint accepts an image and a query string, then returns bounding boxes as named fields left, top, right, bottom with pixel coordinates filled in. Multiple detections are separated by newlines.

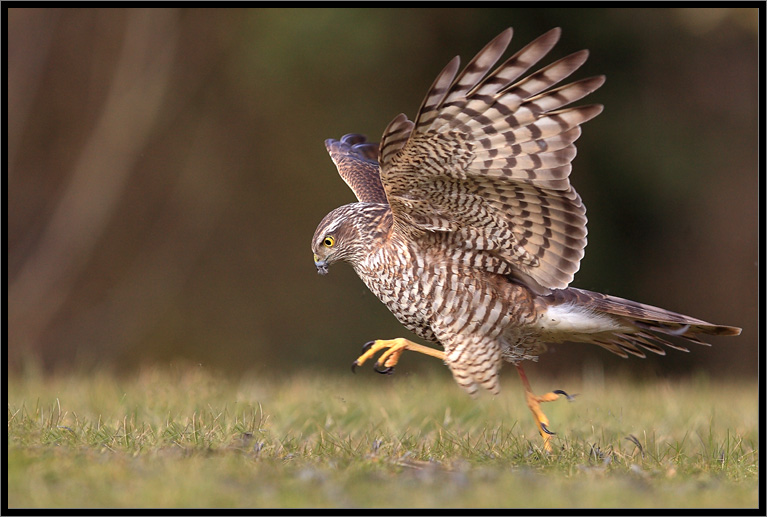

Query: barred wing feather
left=378, top=28, right=605, bottom=291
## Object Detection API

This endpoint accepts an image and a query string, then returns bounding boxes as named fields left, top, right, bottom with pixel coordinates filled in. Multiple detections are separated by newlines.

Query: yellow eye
left=323, top=236, right=335, bottom=248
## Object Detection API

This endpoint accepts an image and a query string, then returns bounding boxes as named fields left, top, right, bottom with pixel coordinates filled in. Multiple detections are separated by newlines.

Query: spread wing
left=377, top=28, right=605, bottom=291
left=325, top=134, right=388, bottom=204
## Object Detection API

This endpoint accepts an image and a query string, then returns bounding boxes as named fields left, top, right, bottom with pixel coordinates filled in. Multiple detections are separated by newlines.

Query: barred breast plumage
left=325, top=201, right=541, bottom=395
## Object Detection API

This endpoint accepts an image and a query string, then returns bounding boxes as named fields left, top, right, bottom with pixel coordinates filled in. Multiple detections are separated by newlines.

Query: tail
left=539, top=287, right=741, bottom=358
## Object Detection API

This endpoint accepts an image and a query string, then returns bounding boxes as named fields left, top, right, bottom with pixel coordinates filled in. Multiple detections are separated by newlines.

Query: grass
left=7, top=363, right=759, bottom=509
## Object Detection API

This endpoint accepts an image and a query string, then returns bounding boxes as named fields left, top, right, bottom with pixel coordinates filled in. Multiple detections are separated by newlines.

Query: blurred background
left=8, top=7, right=758, bottom=382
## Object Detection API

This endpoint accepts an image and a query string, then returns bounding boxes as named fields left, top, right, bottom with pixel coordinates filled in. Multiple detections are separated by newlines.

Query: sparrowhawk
left=311, top=28, right=741, bottom=451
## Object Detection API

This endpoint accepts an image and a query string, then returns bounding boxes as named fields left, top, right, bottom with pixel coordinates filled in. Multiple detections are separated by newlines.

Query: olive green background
left=8, top=7, right=758, bottom=380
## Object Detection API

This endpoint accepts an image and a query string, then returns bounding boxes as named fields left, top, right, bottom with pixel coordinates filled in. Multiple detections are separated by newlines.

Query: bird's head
left=312, top=203, right=390, bottom=274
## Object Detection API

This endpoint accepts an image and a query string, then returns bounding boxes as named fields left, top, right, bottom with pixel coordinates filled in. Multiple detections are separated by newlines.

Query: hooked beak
left=314, top=254, right=329, bottom=275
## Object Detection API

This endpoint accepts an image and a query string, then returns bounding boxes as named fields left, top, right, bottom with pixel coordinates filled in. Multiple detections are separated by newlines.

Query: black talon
left=553, top=389, right=577, bottom=401
left=540, top=423, right=556, bottom=435
left=361, top=340, right=376, bottom=352
left=351, top=361, right=360, bottom=373
left=374, top=363, right=394, bottom=375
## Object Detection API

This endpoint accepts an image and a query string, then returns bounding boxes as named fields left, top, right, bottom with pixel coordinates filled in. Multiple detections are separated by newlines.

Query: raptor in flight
left=311, top=28, right=741, bottom=451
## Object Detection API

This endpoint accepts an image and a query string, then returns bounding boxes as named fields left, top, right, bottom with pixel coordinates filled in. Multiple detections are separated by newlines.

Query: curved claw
left=361, top=340, right=376, bottom=353
left=351, top=361, right=360, bottom=373
left=374, top=363, right=394, bottom=375
left=540, top=422, right=556, bottom=435
left=553, top=389, right=577, bottom=401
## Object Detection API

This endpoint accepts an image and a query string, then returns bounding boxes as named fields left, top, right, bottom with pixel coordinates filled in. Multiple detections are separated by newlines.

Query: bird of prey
left=311, top=28, right=741, bottom=451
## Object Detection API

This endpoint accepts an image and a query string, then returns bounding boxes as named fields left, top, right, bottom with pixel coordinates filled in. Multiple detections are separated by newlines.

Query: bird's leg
left=352, top=338, right=445, bottom=374
left=515, top=364, right=574, bottom=453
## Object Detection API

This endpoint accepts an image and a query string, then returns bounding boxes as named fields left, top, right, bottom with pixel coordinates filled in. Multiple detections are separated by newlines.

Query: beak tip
left=315, top=260, right=329, bottom=275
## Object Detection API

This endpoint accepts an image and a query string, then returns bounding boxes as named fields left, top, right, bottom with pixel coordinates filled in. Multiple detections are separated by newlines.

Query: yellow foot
left=515, top=364, right=575, bottom=453
left=352, top=338, right=445, bottom=374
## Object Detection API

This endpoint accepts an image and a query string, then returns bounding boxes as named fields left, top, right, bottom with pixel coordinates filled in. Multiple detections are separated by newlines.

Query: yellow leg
left=352, top=338, right=445, bottom=374
left=515, top=364, right=573, bottom=453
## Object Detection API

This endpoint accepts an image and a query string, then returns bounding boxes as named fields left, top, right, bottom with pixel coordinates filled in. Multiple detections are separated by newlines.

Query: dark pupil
left=325, top=238, right=332, bottom=246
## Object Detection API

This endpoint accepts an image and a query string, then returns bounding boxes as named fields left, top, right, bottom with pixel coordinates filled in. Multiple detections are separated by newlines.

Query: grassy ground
left=7, top=364, right=759, bottom=509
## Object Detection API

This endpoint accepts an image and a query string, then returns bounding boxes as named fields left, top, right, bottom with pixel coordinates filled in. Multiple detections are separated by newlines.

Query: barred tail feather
left=540, top=287, right=741, bottom=359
